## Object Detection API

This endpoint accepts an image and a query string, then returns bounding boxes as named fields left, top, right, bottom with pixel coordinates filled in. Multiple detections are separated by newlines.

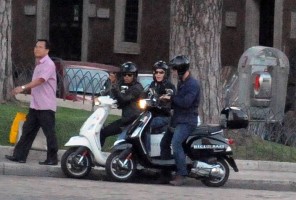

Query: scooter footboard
left=224, top=156, right=239, bottom=172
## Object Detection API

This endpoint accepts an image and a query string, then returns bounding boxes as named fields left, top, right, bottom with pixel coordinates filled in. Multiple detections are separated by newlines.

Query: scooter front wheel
left=105, top=150, right=137, bottom=182
left=61, top=147, right=92, bottom=178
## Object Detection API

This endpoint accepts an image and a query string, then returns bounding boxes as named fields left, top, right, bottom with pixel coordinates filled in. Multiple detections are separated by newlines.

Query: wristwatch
left=21, top=85, right=26, bottom=90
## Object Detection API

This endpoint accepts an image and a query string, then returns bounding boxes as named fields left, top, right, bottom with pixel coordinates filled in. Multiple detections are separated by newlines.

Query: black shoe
left=39, top=160, right=58, bottom=166
left=155, top=172, right=172, bottom=184
left=169, top=175, right=186, bottom=186
left=5, top=155, right=26, bottom=163
left=155, top=176, right=171, bottom=184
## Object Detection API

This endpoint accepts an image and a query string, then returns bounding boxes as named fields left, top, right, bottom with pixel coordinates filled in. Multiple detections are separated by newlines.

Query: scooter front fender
left=64, top=136, right=92, bottom=150
left=111, top=141, right=132, bottom=153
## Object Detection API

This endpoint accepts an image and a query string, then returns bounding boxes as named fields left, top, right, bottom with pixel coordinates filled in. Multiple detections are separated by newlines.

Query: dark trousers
left=100, top=116, right=138, bottom=147
left=160, top=128, right=174, bottom=160
left=13, top=109, right=58, bottom=161
left=100, top=119, right=123, bottom=147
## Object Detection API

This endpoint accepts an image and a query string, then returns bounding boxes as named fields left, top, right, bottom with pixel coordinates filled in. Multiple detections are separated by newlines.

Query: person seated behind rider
left=148, top=61, right=176, bottom=135
left=148, top=61, right=176, bottom=185
left=100, top=62, right=144, bottom=147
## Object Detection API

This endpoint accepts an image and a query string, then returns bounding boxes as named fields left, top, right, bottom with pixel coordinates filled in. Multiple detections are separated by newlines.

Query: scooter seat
left=190, top=124, right=222, bottom=136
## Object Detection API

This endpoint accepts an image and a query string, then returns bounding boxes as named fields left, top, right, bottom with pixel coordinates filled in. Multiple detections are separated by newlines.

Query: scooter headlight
left=138, top=99, right=147, bottom=110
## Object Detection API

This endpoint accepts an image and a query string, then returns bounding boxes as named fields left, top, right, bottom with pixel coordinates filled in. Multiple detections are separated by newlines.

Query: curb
left=1, top=145, right=295, bottom=191
left=236, top=159, right=296, bottom=172
left=226, top=179, right=296, bottom=192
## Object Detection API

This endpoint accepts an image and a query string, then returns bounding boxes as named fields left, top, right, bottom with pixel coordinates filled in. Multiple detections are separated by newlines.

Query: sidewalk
left=0, top=145, right=295, bottom=191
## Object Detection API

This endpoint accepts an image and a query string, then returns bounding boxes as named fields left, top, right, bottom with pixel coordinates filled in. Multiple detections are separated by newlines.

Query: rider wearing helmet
left=100, top=62, right=144, bottom=147
left=169, top=55, right=190, bottom=80
left=160, top=55, right=200, bottom=186
left=148, top=61, right=176, bottom=132
left=148, top=60, right=176, bottom=184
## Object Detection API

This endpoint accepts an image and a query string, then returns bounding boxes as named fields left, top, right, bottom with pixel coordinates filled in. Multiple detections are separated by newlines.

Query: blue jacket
left=171, top=75, right=200, bottom=126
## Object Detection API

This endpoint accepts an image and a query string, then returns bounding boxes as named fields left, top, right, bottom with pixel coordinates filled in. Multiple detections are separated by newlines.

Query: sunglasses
left=154, top=71, right=165, bottom=75
left=123, top=73, right=134, bottom=77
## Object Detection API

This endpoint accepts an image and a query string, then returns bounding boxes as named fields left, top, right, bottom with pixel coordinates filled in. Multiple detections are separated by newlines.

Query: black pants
left=100, top=119, right=123, bottom=147
left=13, top=109, right=58, bottom=161
left=100, top=116, right=137, bottom=147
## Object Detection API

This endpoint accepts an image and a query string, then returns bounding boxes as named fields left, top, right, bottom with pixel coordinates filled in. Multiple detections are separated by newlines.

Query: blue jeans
left=148, top=116, right=170, bottom=152
left=171, top=123, right=195, bottom=176
left=150, top=116, right=169, bottom=133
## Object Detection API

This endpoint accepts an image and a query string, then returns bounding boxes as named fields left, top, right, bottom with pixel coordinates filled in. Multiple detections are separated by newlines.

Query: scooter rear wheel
left=105, top=150, right=137, bottom=182
left=201, top=158, right=229, bottom=187
left=61, top=147, right=92, bottom=178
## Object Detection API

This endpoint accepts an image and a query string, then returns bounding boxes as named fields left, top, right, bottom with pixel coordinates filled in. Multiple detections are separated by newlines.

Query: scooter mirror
left=100, top=86, right=106, bottom=96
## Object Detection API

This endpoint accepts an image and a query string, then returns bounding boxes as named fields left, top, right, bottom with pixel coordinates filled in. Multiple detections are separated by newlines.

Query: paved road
left=1, top=145, right=296, bottom=192
left=0, top=175, right=295, bottom=200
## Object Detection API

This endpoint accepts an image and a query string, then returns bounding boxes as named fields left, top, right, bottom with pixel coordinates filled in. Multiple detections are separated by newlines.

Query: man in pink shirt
left=5, top=39, right=58, bottom=165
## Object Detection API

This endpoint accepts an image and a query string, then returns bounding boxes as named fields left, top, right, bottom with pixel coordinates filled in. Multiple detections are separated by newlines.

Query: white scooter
left=61, top=96, right=117, bottom=178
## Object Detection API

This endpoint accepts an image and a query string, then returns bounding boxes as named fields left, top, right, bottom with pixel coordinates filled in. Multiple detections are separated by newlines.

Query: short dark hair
left=37, top=39, right=50, bottom=49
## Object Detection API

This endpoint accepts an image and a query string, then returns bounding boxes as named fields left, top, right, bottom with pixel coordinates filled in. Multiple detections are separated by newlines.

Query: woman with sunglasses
left=100, top=62, right=144, bottom=147
left=145, top=61, right=176, bottom=184
left=148, top=61, right=176, bottom=136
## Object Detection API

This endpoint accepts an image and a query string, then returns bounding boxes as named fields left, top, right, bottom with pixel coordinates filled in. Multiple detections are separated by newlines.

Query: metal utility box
left=250, top=71, right=272, bottom=107
left=238, top=46, right=289, bottom=121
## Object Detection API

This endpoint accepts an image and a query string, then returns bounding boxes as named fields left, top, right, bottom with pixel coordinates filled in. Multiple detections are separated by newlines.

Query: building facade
left=11, top=0, right=296, bottom=75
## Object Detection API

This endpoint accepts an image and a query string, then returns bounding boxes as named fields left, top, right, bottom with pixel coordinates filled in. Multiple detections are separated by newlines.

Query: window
left=114, top=0, right=142, bottom=54
left=124, top=0, right=139, bottom=43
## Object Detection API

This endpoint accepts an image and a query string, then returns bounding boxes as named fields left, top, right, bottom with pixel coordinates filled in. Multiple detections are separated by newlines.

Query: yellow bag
left=9, top=112, right=27, bottom=144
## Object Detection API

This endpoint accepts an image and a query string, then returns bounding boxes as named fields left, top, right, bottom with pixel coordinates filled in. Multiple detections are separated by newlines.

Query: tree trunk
left=170, top=0, right=223, bottom=123
left=0, top=0, right=14, bottom=102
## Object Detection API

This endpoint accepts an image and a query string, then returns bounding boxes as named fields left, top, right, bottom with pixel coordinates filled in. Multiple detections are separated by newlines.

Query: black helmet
left=121, top=61, right=138, bottom=78
left=152, top=60, right=169, bottom=82
left=168, top=55, right=190, bottom=76
left=153, top=60, right=168, bottom=71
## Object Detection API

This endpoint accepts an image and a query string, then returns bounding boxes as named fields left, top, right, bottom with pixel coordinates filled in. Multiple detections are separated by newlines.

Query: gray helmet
left=169, top=55, right=190, bottom=76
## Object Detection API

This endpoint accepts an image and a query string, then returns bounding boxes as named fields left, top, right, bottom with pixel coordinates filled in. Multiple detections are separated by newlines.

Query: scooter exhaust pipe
left=191, top=161, right=225, bottom=178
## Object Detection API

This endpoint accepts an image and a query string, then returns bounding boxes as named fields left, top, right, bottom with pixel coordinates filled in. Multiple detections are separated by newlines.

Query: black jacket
left=148, top=80, right=176, bottom=117
left=111, top=81, right=144, bottom=125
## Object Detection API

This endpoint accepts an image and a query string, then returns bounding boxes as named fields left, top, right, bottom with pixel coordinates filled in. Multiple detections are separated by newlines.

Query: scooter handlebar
left=95, top=96, right=117, bottom=106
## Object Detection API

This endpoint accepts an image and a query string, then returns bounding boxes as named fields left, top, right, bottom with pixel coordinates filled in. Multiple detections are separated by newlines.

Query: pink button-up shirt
left=30, top=55, right=57, bottom=112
